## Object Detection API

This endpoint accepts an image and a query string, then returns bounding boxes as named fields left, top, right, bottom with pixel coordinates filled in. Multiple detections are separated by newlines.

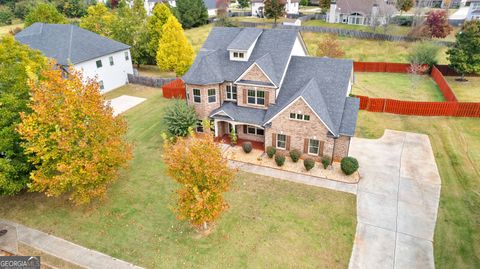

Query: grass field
left=0, top=22, right=23, bottom=36
left=0, top=85, right=356, bottom=268
left=185, top=24, right=213, bottom=53
left=352, top=73, right=445, bottom=101
left=446, top=76, right=480, bottom=102
left=136, top=65, right=176, bottom=78
left=303, top=20, right=412, bottom=36
left=355, top=111, right=480, bottom=269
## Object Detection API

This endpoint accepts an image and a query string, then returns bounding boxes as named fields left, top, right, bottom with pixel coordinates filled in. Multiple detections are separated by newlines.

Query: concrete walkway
left=348, top=130, right=441, bottom=269
left=0, top=219, right=143, bottom=269
left=229, top=160, right=357, bottom=195
left=106, top=95, right=146, bottom=116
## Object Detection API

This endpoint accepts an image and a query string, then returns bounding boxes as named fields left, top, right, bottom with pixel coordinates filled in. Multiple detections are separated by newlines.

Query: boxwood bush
left=275, top=153, right=286, bottom=166
left=322, top=158, right=330, bottom=169
left=304, top=158, right=315, bottom=171
left=341, top=157, right=359, bottom=175
left=289, top=149, right=301, bottom=163
left=266, top=146, right=276, bottom=158
left=242, top=142, right=252, bottom=153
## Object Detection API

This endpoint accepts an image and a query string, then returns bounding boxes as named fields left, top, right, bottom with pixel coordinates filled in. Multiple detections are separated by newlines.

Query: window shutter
left=286, top=136, right=291, bottom=151
left=272, top=133, right=276, bottom=147
left=243, top=125, right=247, bottom=134
left=265, top=91, right=269, bottom=106
left=243, top=88, right=247, bottom=104
left=304, top=139, right=308, bottom=154
left=319, top=141, right=325, bottom=156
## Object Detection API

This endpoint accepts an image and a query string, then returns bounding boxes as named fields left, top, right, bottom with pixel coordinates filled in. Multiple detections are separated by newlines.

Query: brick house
left=182, top=27, right=359, bottom=162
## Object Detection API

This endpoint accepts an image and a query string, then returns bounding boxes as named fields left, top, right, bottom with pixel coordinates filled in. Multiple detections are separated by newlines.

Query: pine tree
left=447, top=21, right=480, bottom=80
left=146, top=3, right=173, bottom=63
left=175, top=0, right=208, bottom=29
left=156, top=16, right=194, bottom=76
left=18, top=65, right=133, bottom=205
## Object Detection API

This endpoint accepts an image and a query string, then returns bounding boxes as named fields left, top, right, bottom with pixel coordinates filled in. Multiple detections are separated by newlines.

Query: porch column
left=214, top=118, right=219, bottom=137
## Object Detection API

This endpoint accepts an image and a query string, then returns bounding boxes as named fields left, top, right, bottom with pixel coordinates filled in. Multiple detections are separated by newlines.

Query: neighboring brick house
left=182, top=27, right=359, bottom=162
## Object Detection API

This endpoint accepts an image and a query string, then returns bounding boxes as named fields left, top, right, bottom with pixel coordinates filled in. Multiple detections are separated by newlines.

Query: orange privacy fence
left=162, top=79, right=186, bottom=99
left=430, top=66, right=457, bottom=102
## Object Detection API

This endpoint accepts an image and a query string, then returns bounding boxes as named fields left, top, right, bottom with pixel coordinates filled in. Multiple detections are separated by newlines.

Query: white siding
left=75, top=49, right=134, bottom=94
left=291, top=36, right=307, bottom=56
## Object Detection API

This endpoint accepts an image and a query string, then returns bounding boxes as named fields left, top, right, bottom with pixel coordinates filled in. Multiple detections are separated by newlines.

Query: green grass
left=352, top=73, right=445, bottom=101
left=185, top=24, right=214, bottom=54
left=0, top=85, right=356, bottom=268
left=303, top=20, right=412, bottom=36
left=355, top=111, right=480, bottom=269
left=446, top=76, right=480, bottom=102
left=136, top=65, right=176, bottom=78
left=301, top=32, right=449, bottom=64
left=0, top=22, right=23, bottom=36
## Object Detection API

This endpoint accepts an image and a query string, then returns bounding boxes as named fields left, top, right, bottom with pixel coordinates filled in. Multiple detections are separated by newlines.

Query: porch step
left=219, top=143, right=231, bottom=155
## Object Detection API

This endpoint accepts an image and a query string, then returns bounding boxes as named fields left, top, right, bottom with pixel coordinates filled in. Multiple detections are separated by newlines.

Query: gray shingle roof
left=210, top=102, right=266, bottom=126
left=263, top=56, right=354, bottom=137
left=339, top=97, right=360, bottom=136
left=227, top=28, right=262, bottom=51
left=183, top=27, right=299, bottom=86
left=15, top=23, right=130, bottom=66
left=203, top=0, right=216, bottom=9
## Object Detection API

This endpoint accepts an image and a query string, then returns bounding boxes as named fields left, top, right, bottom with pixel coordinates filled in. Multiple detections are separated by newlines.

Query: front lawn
left=355, top=111, right=480, bottom=269
left=445, top=76, right=480, bottom=102
left=352, top=73, right=445, bottom=101
left=0, top=85, right=356, bottom=268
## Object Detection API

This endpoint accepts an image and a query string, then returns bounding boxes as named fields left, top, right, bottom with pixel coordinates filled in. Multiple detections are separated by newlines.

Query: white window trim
left=276, top=134, right=286, bottom=150
left=193, top=88, right=201, bottom=103
left=207, top=89, right=216, bottom=103
left=246, top=125, right=264, bottom=136
left=289, top=112, right=310, bottom=122
left=225, top=84, right=238, bottom=101
left=247, top=89, right=266, bottom=106
left=196, top=120, right=204, bottom=133
left=308, top=139, right=320, bottom=156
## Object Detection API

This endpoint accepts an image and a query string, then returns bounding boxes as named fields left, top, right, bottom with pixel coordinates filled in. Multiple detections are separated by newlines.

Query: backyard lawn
left=0, top=21, right=23, bottom=36
left=352, top=73, right=445, bottom=101
left=136, top=65, right=176, bottom=78
left=355, top=111, right=480, bottom=269
left=0, top=85, right=357, bottom=268
left=446, top=76, right=480, bottom=102
left=303, top=20, right=411, bottom=36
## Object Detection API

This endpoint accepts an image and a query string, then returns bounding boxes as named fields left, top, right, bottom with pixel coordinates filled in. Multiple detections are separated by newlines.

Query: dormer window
left=233, top=52, right=244, bottom=59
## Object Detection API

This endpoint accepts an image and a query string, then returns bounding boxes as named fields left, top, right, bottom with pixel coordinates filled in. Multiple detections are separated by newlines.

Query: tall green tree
left=319, top=0, right=330, bottom=11
left=396, top=0, right=414, bottom=15
left=156, top=16, right=195, bottom=76
left=132, top=0, right=146, bottom=18
left=0, top=36, right=47, bottom=196
left=447, top=21, right=480, bottom=80
left=24, top=2, right=68, bottom=27
left=264, top=0, right=285, bottom=25
left=62, top=0, right=88, bottom=18
left=0, top=5, right=14, bottom=25
left=80, top=3, right=115, bottom=36
left=146, top=3, right=173, bottom=63
left=237, top=0, right=249, bottom=9
left=175, top=0, right=208, bottom=29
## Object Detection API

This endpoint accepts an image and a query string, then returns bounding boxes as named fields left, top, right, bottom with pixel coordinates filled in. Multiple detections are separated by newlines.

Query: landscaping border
left=354, top=62, right=480, bottom=117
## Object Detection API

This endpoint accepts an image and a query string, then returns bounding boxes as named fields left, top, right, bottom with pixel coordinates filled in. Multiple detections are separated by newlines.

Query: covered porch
left=213, top=119, right=266, bottom=151
left=214, top=134, right=265, bottom=151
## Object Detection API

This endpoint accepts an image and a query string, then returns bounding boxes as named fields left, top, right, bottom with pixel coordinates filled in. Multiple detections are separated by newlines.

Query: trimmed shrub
left=266, top=146, right=276, bottom=158
left=275, top=153, right=286, bottom=166
left=322, top=158, right=330, bottom=169
left=341, top=157, right=359, bottom=175
left=242, top=142, right=252, bottom=153
left=289, top=149, right=301, bottom=163
left=163, top=99, right=197, bottom=137
left=304, top=158, right=315, bottom=171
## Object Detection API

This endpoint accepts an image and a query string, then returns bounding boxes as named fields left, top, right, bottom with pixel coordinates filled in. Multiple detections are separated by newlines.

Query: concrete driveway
left=106, top=95, right=146, bottom=116
left=348, top=130, right=441, bottom=269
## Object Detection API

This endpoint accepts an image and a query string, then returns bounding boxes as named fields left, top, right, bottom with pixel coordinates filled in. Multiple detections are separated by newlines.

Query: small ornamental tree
left=156, top=16, right=194, bottom=76
left=146, top=4, right=173, bottom=63
left=447, top=21, right=480, bottom=80
left=407, top=42, right=440, bottom=67
left=264, top=0, right=285, bottom=25
left=422, top=10, right=452, bottom=39
left=0, top=36, right=47, bottom=196
left=17, top=65, right=133, bottom=205
left=24, top=3, right=68, bottom=27
left=80, top=3, right=115, bottom=37
left=162, top=128, right=235, bottom=231
left=316, top=34, right=345, bottom=58
left=163, top=99, right=197, bottom=137
left=396, top=0, right=414, bottom=15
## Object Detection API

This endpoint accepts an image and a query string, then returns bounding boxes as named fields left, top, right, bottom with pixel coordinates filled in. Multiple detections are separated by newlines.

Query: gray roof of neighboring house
left=339, top=97, right=360, bottom=136
left=336, top=0, right=397, bottom=16
left=263, top=56, right=354, bottom=137
left=210, top=101, right=267, bottom=126
left=15, top=23, right=130, bottom=66
left=227, top=28, right=262, bottom=51
left=203, top=0, right=216, bottom=9
left=183, top=27, right=300, bottom=86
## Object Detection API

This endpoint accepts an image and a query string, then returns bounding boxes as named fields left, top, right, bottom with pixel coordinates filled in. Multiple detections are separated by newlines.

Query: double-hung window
left=247, top=90, right=265, bottom=105
left=226, top=85, right=237, bottom=100
left=276, top=134, right=286, bottom=149
left=193, top=89, right=201, bottom=103
left=208, top=89, right=216, bottom=103
left=125, top=51, right=129, bottom=61
left=246, top=125, right=264, bottom=136
left=96, top=59, right=102, bottom=68
left=109, top=56, right=114, bottom=66
left=196, top=120, right=204, bottom=133
left=99, top=80, right=105, bottom=90
left=308, top=139, right=320, bottom=155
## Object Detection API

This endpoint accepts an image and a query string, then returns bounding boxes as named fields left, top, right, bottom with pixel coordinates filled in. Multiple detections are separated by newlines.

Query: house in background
left=251, top=0, right=300, bottom=18
left=143, top=0, right=177, bottom=16
left=328, top=0, right=397, bottom=26
left=450, top=0, right=480, bottom=25
left=15, top=23, right=133, bottom=93
left=182, top=27, right=359, bottom=162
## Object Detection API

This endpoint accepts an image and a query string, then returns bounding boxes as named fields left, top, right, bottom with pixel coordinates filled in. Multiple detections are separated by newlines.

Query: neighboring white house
left=16, top=23, right=134, bottom=93
left=251, top=0, right=300, bottom=17
left=328, top=0, right=397, bottom=26
left=137, top=0, right=176, bottom=16
left=450, top=0, right=480, bottom=25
